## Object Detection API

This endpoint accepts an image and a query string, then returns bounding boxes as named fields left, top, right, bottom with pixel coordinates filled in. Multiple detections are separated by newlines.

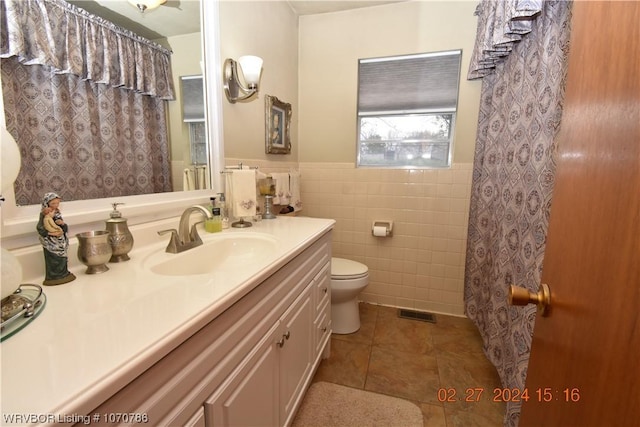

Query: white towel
left=225, top=171, right=234, bottom=219
left=290, top=170, right=302, bottom=212
left=183, top=168, right=194, bottom=191
left=230, top=169, right=257, bottom=218
left=196, top=166, right=207, bottom=190
left=271, top=172, right=290, bottom=205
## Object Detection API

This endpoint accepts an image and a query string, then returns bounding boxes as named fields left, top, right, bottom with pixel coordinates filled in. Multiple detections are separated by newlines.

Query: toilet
left=330, top=257, right=369, bottom=334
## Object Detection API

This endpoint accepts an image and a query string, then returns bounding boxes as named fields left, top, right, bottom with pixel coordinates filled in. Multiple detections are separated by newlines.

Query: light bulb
left=127, top=0, right=167, bottom=12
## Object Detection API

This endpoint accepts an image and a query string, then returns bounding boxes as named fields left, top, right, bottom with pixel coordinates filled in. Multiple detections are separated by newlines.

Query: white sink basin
left=145, top=232, right=279, bottom=276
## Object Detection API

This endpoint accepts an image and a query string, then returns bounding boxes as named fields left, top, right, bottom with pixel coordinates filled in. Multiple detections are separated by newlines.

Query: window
left=181, top=75, right=208, bottom=165
left=357, top=50, right=462, bottom=168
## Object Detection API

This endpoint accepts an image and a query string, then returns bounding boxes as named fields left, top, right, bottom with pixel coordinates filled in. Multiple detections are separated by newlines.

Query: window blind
left=181, top=75, right=205, bottom=122
left=358, top=50, right=462, bottom=115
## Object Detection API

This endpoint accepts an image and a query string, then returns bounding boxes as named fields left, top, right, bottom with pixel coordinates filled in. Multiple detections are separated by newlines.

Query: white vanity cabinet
left=206, top=283, right=314, bottom=426
left=85, top=231, right=331, bottom=427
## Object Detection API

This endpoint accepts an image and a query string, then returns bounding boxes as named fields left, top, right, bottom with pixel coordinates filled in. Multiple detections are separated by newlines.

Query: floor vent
left=398, top=309, right=437, bottom=323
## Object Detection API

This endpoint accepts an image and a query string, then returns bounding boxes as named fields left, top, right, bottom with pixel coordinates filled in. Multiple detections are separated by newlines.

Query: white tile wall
left=226, top=158, right=472, bottom=316
left=300, top=162, right=473, bottom=316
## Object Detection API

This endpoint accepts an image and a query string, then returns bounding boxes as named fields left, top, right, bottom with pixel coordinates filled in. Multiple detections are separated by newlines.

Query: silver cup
left=76, top=231, right=112, bottom=274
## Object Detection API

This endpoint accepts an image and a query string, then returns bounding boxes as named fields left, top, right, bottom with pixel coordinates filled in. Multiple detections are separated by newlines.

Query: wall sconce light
left=223, top=56, right=264, bottom=103
left=127, top=0, right=167, bottom=13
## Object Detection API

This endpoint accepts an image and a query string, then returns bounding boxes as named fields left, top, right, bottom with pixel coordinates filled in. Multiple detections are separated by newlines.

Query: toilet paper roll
left=373, top=225, right=387, bottom=237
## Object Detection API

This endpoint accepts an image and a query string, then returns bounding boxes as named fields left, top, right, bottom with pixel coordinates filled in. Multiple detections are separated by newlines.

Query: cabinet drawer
left=314, top=301, right=331, bottom=356
left=314, top=262, right=330, bottom=314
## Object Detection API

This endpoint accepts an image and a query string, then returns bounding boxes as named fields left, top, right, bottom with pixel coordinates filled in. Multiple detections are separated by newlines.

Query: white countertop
left=0, top=216, right=334, bottom=425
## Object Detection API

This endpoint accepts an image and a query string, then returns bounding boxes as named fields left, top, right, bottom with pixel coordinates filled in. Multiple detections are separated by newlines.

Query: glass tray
left=1, top=284, right=46, bottom=342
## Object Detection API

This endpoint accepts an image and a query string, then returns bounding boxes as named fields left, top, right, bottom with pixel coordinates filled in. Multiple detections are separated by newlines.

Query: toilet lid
left=331, top=257, right=368, bottom=280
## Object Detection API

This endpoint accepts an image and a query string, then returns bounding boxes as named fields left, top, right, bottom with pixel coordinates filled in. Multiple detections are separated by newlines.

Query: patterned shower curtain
left=1, top=57, right=173, bottom=205
left=463, top=1, right=572, bottom=426
left=0, top=0, right=175, bottom=204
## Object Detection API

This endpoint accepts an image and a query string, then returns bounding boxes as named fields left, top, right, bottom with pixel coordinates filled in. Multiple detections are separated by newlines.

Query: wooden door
left=519, top=1, right=639, bottom=425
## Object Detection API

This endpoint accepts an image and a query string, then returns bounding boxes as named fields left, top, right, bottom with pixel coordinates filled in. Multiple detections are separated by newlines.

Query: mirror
left=0, top=0, right=225, bottom=239
left=2, top=0, right=207, bottom=204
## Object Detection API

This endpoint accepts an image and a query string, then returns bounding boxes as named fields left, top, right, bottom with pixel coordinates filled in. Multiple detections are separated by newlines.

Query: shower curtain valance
left=467, top=0, right=544, bottom=79
left=0, top=0, right=175, bottom=100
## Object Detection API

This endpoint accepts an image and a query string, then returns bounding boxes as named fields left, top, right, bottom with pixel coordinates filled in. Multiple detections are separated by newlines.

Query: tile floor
left=310, top=303, right=505, bottom=427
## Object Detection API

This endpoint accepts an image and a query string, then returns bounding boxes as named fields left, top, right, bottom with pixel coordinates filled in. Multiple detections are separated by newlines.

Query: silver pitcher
left=76, top=231, right=112, bottom=274
left=105, top=203, right=134, bottom=262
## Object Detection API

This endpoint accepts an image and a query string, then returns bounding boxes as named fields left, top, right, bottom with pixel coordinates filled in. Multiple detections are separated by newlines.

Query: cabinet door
left=279, top=286, right=314, bottom=425
left=205, top=322, right=281, bottom=427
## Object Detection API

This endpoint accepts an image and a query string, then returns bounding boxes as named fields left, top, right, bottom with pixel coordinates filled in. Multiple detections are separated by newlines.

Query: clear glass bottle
left=217, top=193, right=229, bottom=229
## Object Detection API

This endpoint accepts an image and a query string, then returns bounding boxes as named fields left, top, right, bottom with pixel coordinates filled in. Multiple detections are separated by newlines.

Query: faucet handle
left=189, top=222, right=204, bottom=245
left=158, top=229, right=180, bottom=253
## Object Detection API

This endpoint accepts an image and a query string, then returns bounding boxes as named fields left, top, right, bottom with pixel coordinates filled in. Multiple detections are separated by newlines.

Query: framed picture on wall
left=265, top=95, right=292, bottom=154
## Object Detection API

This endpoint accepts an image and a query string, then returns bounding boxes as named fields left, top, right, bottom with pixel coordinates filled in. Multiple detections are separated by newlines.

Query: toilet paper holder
left=372, top=221, right=393, bottom=237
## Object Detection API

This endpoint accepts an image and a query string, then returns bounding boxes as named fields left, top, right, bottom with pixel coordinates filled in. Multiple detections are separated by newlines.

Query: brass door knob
left=508, top=283, right=551, bottom=316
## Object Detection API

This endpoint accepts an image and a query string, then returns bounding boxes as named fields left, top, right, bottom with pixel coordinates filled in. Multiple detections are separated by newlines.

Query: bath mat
left=292, top=382, right=423, bottom=427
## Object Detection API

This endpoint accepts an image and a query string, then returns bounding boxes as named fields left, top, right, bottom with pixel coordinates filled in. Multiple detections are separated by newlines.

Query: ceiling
left=288, top=1, right=405, bottom=16
left=66, top=1, right=201, bottom=41
left=66, top=1, right=405, bottom=41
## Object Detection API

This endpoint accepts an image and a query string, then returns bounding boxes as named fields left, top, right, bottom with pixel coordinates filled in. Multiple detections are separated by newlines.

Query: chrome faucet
left=158, top=205, right=213, bottom=253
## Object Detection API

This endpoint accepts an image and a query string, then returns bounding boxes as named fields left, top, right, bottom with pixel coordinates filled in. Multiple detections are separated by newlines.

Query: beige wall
left=165, top=32, right=203, bottom=190
left=301, top=162, right=472, bottom=315
left=298, top=1, right=481, bottom=163
left=219, top=1, right=482, bottom=316
left=219, top=1, right=299, bottom=163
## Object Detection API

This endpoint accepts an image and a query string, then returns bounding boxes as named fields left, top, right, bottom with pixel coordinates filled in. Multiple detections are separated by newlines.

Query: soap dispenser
left=105, top=203, right=134, bottom=262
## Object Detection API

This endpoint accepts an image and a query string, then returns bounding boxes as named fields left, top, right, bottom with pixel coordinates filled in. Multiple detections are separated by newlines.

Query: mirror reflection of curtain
left=0, top=0, right=175, bottom=205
